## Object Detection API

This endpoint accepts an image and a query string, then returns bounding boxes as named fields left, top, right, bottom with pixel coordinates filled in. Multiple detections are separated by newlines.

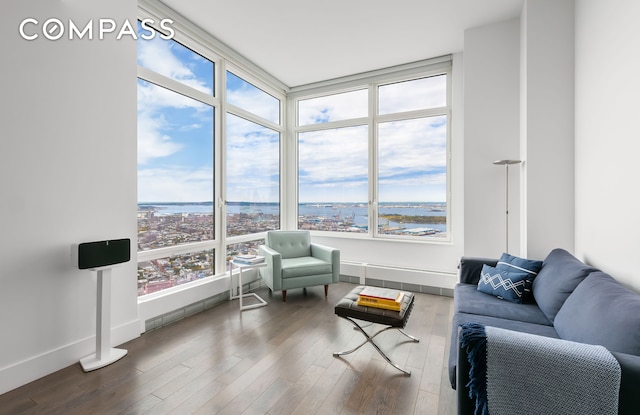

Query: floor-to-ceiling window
left=224, top=70, right=283, bottom=262
left=136, top=6, right=452, bottom=308
left=136, top=21, right=218, bottom=296
left=375, top=75, right=448, bottom=238
left=294, top=64, right=451, bottom=240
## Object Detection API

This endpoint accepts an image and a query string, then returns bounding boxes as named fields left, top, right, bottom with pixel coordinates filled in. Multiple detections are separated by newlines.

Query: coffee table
left=333, top=285, right=418, bottom=376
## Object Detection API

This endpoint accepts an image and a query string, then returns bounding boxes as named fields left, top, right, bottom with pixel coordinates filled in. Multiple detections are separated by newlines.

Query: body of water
left=139, top=202, right=447, bottom=232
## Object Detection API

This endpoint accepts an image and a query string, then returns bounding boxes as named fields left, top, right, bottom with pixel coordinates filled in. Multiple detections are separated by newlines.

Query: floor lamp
left=493, top=159, right=521, bottom=253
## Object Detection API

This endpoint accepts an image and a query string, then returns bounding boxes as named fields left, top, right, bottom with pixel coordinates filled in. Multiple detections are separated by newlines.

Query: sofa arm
left=458, top=256, right=498, bottom=285
left=258, top=245, right=282, bottom=291
left=611, top=351, right=640, bottom=415
left=458, top=324, right=628, bottom=415
left=456, top=327, right=475, bottom=414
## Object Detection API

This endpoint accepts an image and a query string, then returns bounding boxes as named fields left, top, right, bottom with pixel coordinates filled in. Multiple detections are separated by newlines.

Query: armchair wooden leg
left=282, top=290, right=287, bottom=302
left=324, top=284, right=328, bottom=297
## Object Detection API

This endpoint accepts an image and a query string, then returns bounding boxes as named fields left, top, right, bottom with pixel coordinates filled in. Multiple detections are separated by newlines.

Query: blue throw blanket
left=460, top=323, right=621, bottom=415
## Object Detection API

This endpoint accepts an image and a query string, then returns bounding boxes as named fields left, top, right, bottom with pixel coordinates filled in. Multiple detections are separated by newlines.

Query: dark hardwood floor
left=0, top=282, right=456, bottom=414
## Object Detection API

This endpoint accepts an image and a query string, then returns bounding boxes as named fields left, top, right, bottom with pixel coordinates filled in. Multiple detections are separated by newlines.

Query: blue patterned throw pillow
left=477, top=264, right=534, bottom=303
left=496, top=252, right=543, bottom=276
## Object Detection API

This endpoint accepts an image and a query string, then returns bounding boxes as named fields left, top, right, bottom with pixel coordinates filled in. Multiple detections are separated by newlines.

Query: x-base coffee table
left=333, top=285, right=418, bottom=376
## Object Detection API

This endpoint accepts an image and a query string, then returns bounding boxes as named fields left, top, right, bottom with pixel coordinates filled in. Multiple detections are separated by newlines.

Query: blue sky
left=137, top=24, right=214, bottom=203
left=137, top=25, right=446, bottom=204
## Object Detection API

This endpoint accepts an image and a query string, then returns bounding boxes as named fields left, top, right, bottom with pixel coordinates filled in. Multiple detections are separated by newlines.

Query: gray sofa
left=449, top=248, right=640, bottom=414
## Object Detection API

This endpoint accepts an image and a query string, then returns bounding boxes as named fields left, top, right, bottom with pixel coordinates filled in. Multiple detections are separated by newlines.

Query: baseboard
left=0, top=319, right=140, bottom=395
left=339, top=261, right=456, bottom=297
left=144, top=290, right=229, bottom=332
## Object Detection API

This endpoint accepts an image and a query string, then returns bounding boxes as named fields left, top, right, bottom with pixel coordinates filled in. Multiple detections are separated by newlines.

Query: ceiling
left=158, top=0, right=523, bottom=88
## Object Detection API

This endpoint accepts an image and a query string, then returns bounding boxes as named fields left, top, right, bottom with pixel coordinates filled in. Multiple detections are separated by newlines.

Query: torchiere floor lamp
left=493, top=159, right=522, bottom=253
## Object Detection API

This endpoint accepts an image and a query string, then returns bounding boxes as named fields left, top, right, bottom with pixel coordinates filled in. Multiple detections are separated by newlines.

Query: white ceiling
left=159, top=0, right=523, bottom=88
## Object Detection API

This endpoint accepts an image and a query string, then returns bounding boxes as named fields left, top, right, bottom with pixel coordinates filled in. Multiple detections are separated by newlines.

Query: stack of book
left=233, top=254, right=265, bottom=265
left=357, top=286, right=405, bottom=311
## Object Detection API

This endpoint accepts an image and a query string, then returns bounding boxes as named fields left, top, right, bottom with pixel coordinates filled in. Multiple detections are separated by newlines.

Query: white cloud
left=137, top=36, right=212, bottom=95
left=225, top=114, right=280, bottom=202
left=298, top=89, right=368, bottom=126
left=226, top=87, right=280, bottom=124
left=378, top=116, right=447, bottom=177
left=297, top=126, right=369, bottom=202
left=138, top=166, right=213, bottom=203
left=298, top=126, right=369, bottom=184
left=297, top=116, right=447, bottom=202
left=137, top=80, right=209, bottom=112
left=378, top=75, right=447, bottom=115
left=137, top=111, right=182, bottom=164
left=137, top=81, right=213, bottom=165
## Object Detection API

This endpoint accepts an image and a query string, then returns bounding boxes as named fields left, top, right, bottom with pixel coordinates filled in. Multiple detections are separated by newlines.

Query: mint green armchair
left=258, top=230, right=340, bottom=302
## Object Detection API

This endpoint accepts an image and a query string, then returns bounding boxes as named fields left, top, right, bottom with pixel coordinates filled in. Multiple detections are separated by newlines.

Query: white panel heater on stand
left=73, top=239, right=131, bottom=372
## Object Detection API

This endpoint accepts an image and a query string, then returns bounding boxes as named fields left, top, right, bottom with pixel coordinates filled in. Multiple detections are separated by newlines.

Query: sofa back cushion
left=496, top=252, right=543, bottom=276
left=554, top=272, right=640, bottom=355
left=532, top=248, right=598, bottom=323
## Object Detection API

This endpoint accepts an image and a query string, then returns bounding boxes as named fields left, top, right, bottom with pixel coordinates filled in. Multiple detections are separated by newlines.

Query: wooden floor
left=0, top=282, right=456, bottom=415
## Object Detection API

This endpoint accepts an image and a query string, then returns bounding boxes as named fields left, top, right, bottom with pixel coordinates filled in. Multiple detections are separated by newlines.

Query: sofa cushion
left=496, top=252, right=543, bottom=276
left=532, top=248, right=598, bottom=323
left=554, top=272, right=640, bottom=355
left=281, top=257, right=331, bottom=278
left=455, top=284, right=551, bottom=326
left=477, top=264, right=535, bottom=304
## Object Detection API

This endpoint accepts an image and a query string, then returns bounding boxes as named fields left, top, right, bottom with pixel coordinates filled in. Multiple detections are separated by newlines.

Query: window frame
left=291, top=61, right=452, bottom=243
left=136, top=3, right=454, bottom=312
left=136, top=19, right=222, bottom=299
left=136, top=26, right=289, bottom=300
left=222, top=65, right=286, bottom=253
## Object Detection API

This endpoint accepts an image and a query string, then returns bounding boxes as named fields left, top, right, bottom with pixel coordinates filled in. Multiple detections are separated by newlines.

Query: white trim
left=226, top=103, right=283, bottom=133
left=138, top=274, right=228, bottom=324
left=340, top=261, right=457, bottom=290
left=0, top=319, right=140, bottom=395
left=288, top=55, right=452, bottom=97
left=137, top=240, right=218, bottom=262
left=137, top=66, right=218, bottom=107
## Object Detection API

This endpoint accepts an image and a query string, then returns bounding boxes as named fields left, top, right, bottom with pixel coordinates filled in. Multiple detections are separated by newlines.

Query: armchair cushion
left=281, top=257, right=332, bottom=279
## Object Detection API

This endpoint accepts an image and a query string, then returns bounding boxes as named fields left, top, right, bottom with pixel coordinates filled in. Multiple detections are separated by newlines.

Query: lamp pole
left=493, top=159, right=521, bottom=253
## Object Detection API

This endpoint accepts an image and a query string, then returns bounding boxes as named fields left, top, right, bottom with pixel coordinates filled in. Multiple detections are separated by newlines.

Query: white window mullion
left=137, top=66, right=218, bottom=108
left=369, top=83, right=378, bottom=238
left=215, top=63, right=225, bottom=275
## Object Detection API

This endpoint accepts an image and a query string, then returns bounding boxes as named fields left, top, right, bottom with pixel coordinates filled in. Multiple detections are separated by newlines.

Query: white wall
left=463, top=18, right=521, bottom=258
left=574, top=0, right=640, bottom=291
left=520, top=0, right=576, bottom=260
left=0, top=0, right=139, bottom=394
left=463, top=1, right=576, bottom=263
